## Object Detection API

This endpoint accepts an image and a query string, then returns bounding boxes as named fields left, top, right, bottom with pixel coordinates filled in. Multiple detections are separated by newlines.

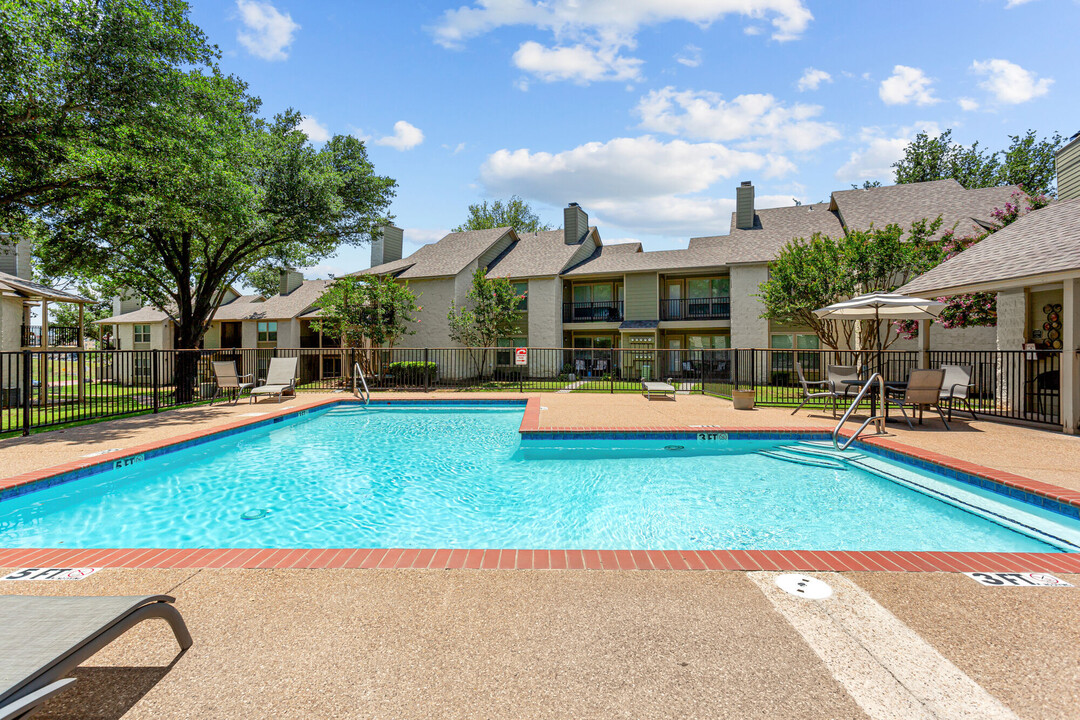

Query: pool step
left=756, top=449, right=847, bottom=470
left=785, top=442, right=866, bottom=460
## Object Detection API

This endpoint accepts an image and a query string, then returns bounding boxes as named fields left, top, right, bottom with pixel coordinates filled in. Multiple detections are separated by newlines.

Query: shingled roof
left=486, top=228, right=598, bottom=278
left=0, top=271, right=90, bottom=303
left=829, top=179, right=1021, bottom=239
left=360, top=227, right=515, bottom=279
left=899, top=199, right=1080, bottom=295
left=98, top=279, right=332, bottom=324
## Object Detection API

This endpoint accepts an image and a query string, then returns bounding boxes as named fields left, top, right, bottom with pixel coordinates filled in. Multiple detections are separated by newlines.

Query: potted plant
left=732, top=388, right=755, bottom=410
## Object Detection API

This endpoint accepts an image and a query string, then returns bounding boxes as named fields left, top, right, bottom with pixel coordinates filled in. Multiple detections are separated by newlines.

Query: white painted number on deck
left=696, top=432, right=728, bottom=442
left=965, top=572, right=1072, bottom=587
left=113, top=453, right=145, bottom=470
left=2, top=568, right=101, bottom=581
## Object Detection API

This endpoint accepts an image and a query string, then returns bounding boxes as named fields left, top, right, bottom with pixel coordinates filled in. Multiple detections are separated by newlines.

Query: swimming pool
left=1, top=403, right=1078, bottom=552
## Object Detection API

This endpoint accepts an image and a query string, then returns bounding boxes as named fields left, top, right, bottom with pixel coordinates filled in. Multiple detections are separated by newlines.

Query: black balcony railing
left=562, top=301, right=623, bottom=323
left=660, top=297, right=731, bottom=321
left=21, top=325, right=81, bottom=347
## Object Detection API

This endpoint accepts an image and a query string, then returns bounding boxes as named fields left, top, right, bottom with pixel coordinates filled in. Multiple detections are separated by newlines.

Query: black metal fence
left=0, top=346, right=1065, bottom=436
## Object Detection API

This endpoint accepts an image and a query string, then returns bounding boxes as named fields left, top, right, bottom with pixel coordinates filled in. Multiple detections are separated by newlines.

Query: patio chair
left=885, top=368, right=950, bottom=430
left=0, top=595, right=191, bottom=720
left=791, top=361, right=841, bottom=417
left=250, top=357, right=298, bottom=403
left=939, top=364, right=977, bottom=420
left=825, top=365, right=863, bottom=400
left=594, top=359, right=608, bottom=374
left=574, top=359, right=588, bottom=376
left=211, top=361, right=254, bottom=405
left=641, top=379, right=676, bottom=400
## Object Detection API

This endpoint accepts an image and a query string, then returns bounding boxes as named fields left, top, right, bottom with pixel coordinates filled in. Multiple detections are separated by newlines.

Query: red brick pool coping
left=2, top=395, right=1079, bottom=575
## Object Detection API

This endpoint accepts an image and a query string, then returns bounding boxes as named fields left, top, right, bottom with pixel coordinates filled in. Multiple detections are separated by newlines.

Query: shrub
left=388, top=361, right=437, bottom=385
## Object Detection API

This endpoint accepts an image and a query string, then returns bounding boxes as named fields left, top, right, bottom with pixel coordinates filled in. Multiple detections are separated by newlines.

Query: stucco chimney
left=112, top=289, right=142, bottom=316
left=0, top=235, right=31, bottom=278
left=279, top=269, right=304, bottom=295
left=735, top=181, right=755, bottom=230
left=371, top=225, right=404, bottom=266
left=564, top=203, right=589, bottom=245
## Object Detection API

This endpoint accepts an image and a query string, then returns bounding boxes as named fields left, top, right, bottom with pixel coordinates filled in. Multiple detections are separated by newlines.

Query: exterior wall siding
left=527, top=277, right=562, bottom=375
left=1056, top=138, right=1080, bottom=201
left=396, top=278, right=459, bottom=349
left=623, top=272, right=658, bottom=321
left=0, top=297, right=23, bottom=352
left=729, top=264, right=770, bottom=349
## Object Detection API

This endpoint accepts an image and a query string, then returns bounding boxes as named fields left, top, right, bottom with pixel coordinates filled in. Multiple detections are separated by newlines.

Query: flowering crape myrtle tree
left=447, top=269, right=526, bottom=381
left=895, top=191, right=1050, bottom=338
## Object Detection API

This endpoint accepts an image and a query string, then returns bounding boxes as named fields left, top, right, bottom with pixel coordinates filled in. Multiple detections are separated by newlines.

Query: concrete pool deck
left=2, top=392, right=1079, bottom=718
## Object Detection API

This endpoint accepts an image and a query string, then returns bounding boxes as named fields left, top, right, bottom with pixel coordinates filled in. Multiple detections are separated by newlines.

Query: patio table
left=841, top=378, right=907, bottom=421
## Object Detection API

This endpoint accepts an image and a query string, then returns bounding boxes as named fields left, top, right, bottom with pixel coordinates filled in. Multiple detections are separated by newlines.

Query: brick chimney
left=370, top=225, right=404, bottom=266
left=735, top=181, right=755, bottom=230
left=563, top=203, right=589, bottom=245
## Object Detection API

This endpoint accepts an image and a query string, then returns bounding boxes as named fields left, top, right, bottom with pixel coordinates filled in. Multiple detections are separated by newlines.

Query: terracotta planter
left=732, top=389, right=756, bottom=410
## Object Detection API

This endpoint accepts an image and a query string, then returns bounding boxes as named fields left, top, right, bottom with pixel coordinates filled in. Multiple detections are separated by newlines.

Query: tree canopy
left=447, top=269, right=525, bottom=379
left=892, top=129, right=1063, bottom=194
left=452, top=196, right=552, bottom=234
left=312, top=275, right=420, bottom=374
left=0, top=0, right=216, bottom=226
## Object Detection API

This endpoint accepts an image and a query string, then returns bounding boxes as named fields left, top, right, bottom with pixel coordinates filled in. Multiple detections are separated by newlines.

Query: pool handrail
left=832, top=373, right=885, bottom=451
left=353, top=362, right=370, bottom=405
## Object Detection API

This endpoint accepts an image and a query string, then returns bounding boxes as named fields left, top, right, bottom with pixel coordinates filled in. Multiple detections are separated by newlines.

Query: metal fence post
left=610, top=349, right=615, bottom=394
left=152, top=349, right=160, bottom=413
left=424, top=348, right=430, bottom=392
left=21, top=350, right=31, bottom=436
left=700, top=353, right=706, bottom=394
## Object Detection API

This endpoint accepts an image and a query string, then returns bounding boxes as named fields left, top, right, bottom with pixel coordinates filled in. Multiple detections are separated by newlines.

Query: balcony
left=660, top=297, right=730, bottom=321
left=21, top=325, right=81, bottom=347
left=562, top=301, right=624, bottom=323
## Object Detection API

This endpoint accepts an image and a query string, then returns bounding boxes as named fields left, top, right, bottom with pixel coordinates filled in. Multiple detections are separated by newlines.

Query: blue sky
left=186, top=0, right=1078, bottom=277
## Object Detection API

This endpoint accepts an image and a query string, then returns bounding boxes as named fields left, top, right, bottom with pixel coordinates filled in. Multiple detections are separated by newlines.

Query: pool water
left=0, top=405, right=1074, bottom=551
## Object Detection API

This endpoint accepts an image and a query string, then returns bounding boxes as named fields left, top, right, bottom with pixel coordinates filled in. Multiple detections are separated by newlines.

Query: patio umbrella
left=813, top=292, right=945, bottom=376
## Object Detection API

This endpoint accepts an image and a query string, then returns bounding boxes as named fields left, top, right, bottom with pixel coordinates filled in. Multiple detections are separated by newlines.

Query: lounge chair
left=0, top=595, right=191, bottom=719
left=886, top=368, right=950, bottom=430
left=249, top=357, right=298, bottom=403
left=939, top=364, right=977, bottom=420
left=642, top=379, right=676, bottom=400
left=211, top=361, right=254, bottom=405
left=791, top=361, right=841, bottom=417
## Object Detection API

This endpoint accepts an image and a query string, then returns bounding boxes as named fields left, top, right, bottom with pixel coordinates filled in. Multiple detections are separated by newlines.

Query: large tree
left=452, top=196, right=552, bottom=233
left=0, top=0, right=215, bottom=226
left=892, top=129, right=1063, bottom=195
left=312, top=275, right=420, bottom=374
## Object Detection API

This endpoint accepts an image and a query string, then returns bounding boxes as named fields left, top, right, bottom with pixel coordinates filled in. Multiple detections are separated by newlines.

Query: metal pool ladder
left=353, top=362, right=370, bottom=405
left=832, top=373, right=885, bottom=451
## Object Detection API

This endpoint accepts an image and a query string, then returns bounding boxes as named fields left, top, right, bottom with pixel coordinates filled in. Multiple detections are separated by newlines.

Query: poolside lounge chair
left=791, top=361, right=841, bottom=417
left=250, top=357, right=298, bottom=403
left=0, top=595, right=191, bottom=720
left=886, top=368, right=950, bottom=430
left=211, top=361, right=254, bottom=405
left=939, top=364, right=977, bottom=420
left=642, top=379, right=676, bottom=400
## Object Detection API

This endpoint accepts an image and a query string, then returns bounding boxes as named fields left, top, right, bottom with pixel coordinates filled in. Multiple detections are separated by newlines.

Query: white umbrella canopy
left=814, top=292, right=946, bottom=375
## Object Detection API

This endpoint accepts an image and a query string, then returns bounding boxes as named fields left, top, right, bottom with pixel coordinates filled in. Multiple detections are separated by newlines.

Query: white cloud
left=1005, top=0, right=1037, bottom=6
left=971, top=58, right=1053, bottom=104
left=235, top=0, right=299, bottom=61
left=878, top=65, right=937, bottom=106
left=479, top=135, right=796, bottom=236
left=297, top=115, right=330, bottom=143
left=675, top=44, right=702, bottom=68
left=636, top=87, right=841, bottom=152
left=835, top=122, right=940, bottom=183
left=374, top=121, right=425, bottom=151
left=797, top=67, right=831, bottom=91
left=958, top=97, right=979, bottom=112
left=512, top=41, right=642, bottom=83
left=431, top=1, right=812, bottom=83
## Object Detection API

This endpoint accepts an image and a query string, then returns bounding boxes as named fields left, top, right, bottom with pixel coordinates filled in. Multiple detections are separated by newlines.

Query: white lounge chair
left=250, top=357, right=298, bottom=403
left=0, top=595, right=191, bottom=719
left=641, top=379, right=676, bottom=400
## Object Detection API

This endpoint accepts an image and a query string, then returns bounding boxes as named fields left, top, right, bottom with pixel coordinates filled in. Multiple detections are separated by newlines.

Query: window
left=133, top=355, right=151, bottom=380
left=257, top=321, right=277, bottom=343
left=511, top=282, right=528, bottom=311
left=572, top=283, right=615, bottom=303
left=133, top=324, right=151, bottom=344
left=497, top=336, right=527, bottom=365
left=686, top=277, right=730, bottom=299
left=771, top=333, right=821, bottom=374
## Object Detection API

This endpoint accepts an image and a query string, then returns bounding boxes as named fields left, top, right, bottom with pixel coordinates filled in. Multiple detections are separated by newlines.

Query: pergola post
left=77, top=303, right=86, bottom=402
left=38, top=300, right=49, bottom=406
left=917, top=319, right=931, bottom=370
left=1063, top=279, right=1079, bottom=434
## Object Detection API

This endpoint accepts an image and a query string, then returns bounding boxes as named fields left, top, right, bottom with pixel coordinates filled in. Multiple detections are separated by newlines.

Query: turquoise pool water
left=0, top=405, right=1076, bottom=551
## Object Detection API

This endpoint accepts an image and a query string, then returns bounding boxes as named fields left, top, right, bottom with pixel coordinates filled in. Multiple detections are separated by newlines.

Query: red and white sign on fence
left=514, top=347, right=528, bottom=365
